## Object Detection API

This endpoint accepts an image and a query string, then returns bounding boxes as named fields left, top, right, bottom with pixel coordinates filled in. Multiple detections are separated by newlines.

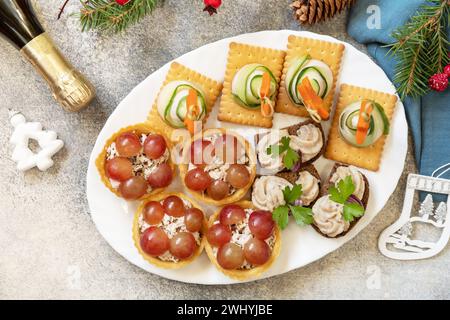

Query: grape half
left=217, top=243, right=244, bottom=270
left=140, top=227, right=169, bottom=256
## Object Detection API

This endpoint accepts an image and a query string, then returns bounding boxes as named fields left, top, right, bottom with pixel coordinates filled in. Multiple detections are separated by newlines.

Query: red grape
left=119, top=176, right=148, bottom=199
left=206, top=224, right=232, bottom=247
left=248, top=210, right=275, bottom=240
left=217, top=243, right=244, bottom=270
left=190, top=139, right=214, bottom=168
left=169, top=232, right=197, bottom=259
left=244, top=238, right=270, bottom=265
left=147, top=163, right=173, bottom=188
left=219, top=204, right=246, bottom=225
left=184, top=168, right=212, bottom=191
left=184, top=208, right=204, bottom=232
left=143, top=201, right=165, bottom=225
left=140, top=227, right=169, bottom=256
left=106, top=157, right=133, bottom=181
left=213, top=134, right=243, bottom=163
left=144, top=134, right=167, bottom=159
left=115, top=132, right=141, bottom=157
left=226, top=164, right=250, bottom=189
left=207, top=180, right=230, bottom=200
left=163, top=195, right=185, bottom=217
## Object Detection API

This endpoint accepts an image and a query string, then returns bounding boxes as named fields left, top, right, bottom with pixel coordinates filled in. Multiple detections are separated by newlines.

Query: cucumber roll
left=157, top=81, right=207, bottom=129
left=338, top=100, right=390, bottom=147
left=285, top=56, right=333, bottom=106
left=231, top=63, right=277, bottom=117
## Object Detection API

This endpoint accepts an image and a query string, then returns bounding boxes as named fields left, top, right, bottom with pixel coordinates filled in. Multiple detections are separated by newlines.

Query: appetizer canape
left=204, top=201, right=281, bottom=280
left=338, top=100, right=390, bottom=148
left=96, top=123, right=174, bottom=200
left=218, top=42, right=285, bottom=128
left=312, top=164, right=369, bottom=238
left=277, top=35, right=345, bottom=121
left=133, top=193, right=207, bottom=269
left=231, top=64, right=278, bottom=117
left=252, top=165, right=321, bottom=212
left=179, top=128, right=257, bottom=205
left=148, top=62, right=222, bottom=138
left=256, top=119, right=325, bottom=174
left=325, top=84, right=397, bottom=171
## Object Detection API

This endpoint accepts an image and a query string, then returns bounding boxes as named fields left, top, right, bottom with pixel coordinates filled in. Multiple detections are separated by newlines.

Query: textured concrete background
left=0, top=0, right=448, bottom=300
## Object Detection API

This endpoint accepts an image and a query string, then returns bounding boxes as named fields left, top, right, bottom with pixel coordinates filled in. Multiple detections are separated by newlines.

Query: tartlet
left=204, top=201, right=281, bottom=280
left=96, top=123, right=175, bottom=200
left=133, top=193, right=207, bottom=269
left=179, top=128, right=257, bottom=206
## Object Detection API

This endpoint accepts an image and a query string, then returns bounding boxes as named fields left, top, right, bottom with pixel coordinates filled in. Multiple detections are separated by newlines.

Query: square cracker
left=218, top=42, right=285, bottom=128
left=325, top=84, right=398, bottom=171
left=276, top=35, right=345, bottom=118
left=147, top=62, right=222, bottom=140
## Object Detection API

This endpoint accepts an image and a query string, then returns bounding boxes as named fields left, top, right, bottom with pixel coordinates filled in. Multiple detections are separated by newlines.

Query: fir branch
left=388, top=0, right=450, bottom=99
left=78, top=0, right=162, bottom=33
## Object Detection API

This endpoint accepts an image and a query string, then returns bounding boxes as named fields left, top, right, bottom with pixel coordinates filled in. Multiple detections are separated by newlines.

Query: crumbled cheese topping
left=212, top=209, right=275, bottom=270
left=106, top=133, right=170, bottom=192
left=106, top=142, right=119, bottom=160
left=138, top=199, right=200, bottom=263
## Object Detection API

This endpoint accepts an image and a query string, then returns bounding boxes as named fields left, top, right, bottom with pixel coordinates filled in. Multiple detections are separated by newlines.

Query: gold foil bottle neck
left=20, top=32, right=95, bottom=112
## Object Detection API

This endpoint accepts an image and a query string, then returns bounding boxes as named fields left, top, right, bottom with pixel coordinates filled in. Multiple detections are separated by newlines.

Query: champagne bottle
left=0, top=0, right=95, bottom=111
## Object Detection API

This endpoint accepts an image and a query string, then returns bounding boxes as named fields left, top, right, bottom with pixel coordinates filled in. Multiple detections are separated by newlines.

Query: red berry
left=204, top=0, right=221, bottom=8
left=115, top=0, right=131, bottom=5
left=428, top=73, right=448, bottom=92
left=444, top=65, right=450, bottom=77
left=203, top=0, right=222, bottom=15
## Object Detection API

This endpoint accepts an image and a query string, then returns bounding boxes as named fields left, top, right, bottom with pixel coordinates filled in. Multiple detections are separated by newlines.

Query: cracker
left=276, top=35, right=345, bottom=117
left=218, top=42, right=285, bottom=128
left=324, top=84, right=398, bottom=171
left=147, top=62, right=222, bottom=140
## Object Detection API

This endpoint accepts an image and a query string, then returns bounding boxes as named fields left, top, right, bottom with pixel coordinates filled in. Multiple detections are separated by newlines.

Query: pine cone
left=291, top=0, right=356, bottom=25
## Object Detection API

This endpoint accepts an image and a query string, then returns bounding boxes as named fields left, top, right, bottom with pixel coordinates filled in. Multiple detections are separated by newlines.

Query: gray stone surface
left=0, top=0, right=448, bottom=300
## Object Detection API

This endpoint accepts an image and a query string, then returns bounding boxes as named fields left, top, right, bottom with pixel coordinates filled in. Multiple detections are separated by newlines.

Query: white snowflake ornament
left=9, top=111, right=64, bottom=172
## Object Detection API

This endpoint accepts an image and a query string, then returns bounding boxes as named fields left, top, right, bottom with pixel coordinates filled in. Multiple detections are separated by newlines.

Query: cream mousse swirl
left=257, top=129, right=289, bottom=174
left=312, top=195, right=349, bottom=238
left=330, top=165, right=365, bottom=200
left=252, top=176, right=292, bottom=211
left=289, top=124, right=323, bottom=162
left=295, top=170, right=320, bottom=206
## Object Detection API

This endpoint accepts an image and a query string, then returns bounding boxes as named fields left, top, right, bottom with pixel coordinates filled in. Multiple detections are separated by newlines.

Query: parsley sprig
left=329, top=176, right=365, bottom=222
left=272, top=184, right=313, bottom=230
left=266, top=136, right=300, bottom=170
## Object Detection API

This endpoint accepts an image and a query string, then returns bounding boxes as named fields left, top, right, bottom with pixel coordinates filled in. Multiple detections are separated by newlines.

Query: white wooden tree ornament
left=379, top=173, right=450, bottom=260
left=9, top=111, right=64, bottom=172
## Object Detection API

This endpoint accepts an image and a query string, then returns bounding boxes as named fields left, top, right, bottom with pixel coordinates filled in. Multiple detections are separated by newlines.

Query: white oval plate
left=86, top=30, right=407, bottom=284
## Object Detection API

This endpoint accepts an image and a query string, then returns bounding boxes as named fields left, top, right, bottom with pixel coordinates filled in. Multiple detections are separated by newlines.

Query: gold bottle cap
left=20, top=33, right=95, bottom=112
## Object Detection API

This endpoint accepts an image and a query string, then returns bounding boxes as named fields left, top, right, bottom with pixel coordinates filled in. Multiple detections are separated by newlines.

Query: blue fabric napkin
left=347, top=0, right=450, bottom=178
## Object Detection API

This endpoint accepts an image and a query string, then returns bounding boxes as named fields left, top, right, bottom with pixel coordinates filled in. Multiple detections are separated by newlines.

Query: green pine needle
left=78, top=0, right=162, bottom=33
left=387, top=0, right=450, bottom=99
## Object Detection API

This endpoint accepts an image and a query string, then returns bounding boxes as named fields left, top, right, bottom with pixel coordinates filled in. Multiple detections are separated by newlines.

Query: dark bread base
left=312, top=163, right=370, bottom=238
left=254, top=119, right=326, bottom=173
left=276, top=164, right=322, bottom=208
left=251, top=164, right=322, bottom=209
left=285, top=119, right=326, bottom=166
left=323, top=163, right=370, bottom=208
